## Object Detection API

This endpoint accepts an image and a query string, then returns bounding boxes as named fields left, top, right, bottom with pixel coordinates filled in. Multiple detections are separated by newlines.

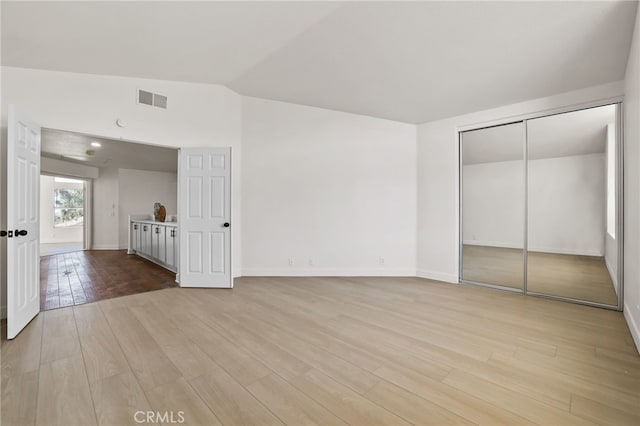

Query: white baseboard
left=463, top=240, right=520, bottom=249
left=529, top=246, right=603, bottom=257
left=623, top=303, right=640, bottom=354
left=90, top=245, right=121, bottom=250
left=416, top=269, right=458, bottom=283
left=463, top=240, right=603, bottom=257
left=241, top=267, right=416, bottom=277
left=604, top=256, right=619, bottom=295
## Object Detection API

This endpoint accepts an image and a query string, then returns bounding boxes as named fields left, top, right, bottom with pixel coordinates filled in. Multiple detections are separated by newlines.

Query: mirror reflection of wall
left=527, top=104, right=618, bottom=305
left=461, top=122, right=524, bottom=290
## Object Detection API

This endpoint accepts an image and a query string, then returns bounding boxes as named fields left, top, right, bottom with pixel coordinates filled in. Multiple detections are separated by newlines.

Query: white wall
left=92, top=168, right=119, bottom=250
left=623, top=5, right=640, bottom=351
left=417, top=81, right=624, bottom=283
left=241, top=96, right=417, bottom=276
left=1, top=67, right=241, bottom=149
left=39, top=175, right=84, bottom=244
left=117, top=168, right=177, bottom=249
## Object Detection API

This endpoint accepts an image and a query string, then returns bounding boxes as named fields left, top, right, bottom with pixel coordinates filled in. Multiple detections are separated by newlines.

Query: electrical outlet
left=379, top=256, right=385, bottom=265
left=288, top=257, right=294, bottom=266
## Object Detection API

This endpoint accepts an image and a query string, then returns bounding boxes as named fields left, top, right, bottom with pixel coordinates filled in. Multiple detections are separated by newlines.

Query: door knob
left=15, top=230, right=28, bottom=236
left=223, top=222, right=230, bottom=228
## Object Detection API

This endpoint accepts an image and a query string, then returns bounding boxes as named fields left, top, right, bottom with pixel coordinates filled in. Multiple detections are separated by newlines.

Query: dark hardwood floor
left=40, top=250, right=178, bottom=311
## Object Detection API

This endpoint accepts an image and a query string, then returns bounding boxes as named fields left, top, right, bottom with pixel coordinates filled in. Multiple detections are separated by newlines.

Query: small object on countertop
left=158, top=205, right=166, bottom=222
left=154, top=202, right=161, bottom=221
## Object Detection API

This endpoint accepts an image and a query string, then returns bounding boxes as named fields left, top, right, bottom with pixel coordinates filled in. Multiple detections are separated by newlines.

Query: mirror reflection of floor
left=462, top=245, right=524, bottom=290
left=462, top=245, right=618, bottom=306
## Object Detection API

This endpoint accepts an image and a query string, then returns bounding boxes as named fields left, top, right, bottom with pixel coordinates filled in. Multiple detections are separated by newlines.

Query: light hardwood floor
left=462, top=245, right=619, bottom=305
left=2, top=277, right=639, bottom=426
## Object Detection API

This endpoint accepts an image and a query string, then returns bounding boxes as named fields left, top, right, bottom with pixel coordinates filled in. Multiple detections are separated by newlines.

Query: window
left=54, top=177, right=84, bottom=227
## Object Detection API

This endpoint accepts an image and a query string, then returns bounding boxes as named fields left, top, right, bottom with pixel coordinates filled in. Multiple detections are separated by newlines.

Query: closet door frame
left=458, top=99, right=624, bottom=311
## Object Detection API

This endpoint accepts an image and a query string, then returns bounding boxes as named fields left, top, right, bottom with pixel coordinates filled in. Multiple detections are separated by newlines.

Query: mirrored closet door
left=526, top=104, right=621, bottom=307
left=459, top=103, right=622, bottom=309
left=460, top=122, right=525, bottom=291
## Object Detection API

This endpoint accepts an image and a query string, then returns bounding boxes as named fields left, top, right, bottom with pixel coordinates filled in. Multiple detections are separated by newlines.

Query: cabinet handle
left=133, top=224, right=138, bottom=230
left=143, top=225, right=147, bottom=232
left=155, top=227, right=160, bottom=234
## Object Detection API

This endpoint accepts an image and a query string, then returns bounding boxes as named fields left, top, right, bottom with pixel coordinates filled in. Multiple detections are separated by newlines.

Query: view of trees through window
left=54, top=179, right=84, bottom=227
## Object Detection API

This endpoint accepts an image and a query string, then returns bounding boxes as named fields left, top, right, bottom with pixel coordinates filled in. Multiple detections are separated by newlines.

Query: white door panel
left=7, top=105, right=41, bottom=339
left=210, top=232, right=225, bottom=273
left=179, top=148, right=231, bottom=288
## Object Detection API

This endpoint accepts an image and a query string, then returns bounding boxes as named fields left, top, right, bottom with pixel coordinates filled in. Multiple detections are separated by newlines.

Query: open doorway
left=39, top=128, right=179, bottom=311
left=40, top=175, right=86, bottom=257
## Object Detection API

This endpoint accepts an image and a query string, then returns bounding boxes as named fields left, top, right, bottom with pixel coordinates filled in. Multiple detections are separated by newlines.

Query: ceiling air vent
left=137, top=89, right=167, bottom=109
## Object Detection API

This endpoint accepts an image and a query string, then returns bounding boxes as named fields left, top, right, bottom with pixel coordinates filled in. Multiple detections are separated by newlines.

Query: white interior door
left=7, top=105, right=41, bottom=339
left=178, top=147, right=232, bottom=288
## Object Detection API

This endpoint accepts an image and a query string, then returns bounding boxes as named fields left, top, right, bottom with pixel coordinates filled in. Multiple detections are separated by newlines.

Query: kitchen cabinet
left=129, top=219, right=178, bottom=273
left=140, top=223, right=152, bottom=256
left=152, top=224, right=166, bottom=263
left=131, top=222, right=141, bottom=252
left=166, top=226, right=178, bottom=269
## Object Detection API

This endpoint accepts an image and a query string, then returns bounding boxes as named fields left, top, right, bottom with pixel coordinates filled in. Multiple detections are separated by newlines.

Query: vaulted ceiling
left=2, top=1, right=637, bottom=123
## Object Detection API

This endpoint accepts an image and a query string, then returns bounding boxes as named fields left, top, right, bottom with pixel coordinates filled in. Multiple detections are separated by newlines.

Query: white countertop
left=131, top=219, right=178, bottom=226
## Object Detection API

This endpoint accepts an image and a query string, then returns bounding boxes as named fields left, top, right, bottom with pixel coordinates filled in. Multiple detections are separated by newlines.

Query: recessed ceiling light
left=91, top=141, right=101, bottom=147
